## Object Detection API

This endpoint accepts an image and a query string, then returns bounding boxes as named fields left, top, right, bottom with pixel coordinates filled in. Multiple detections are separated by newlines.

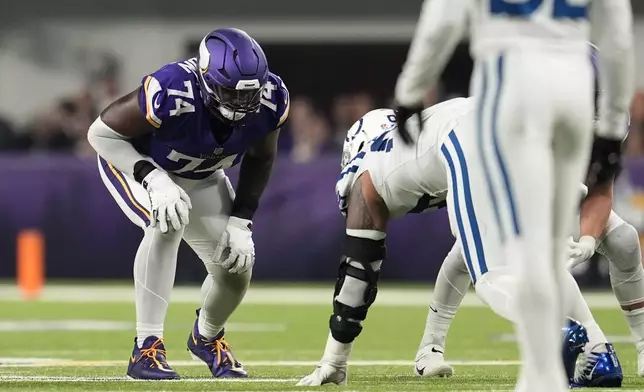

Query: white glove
left=296, top=362, right=348, bottom=386
left=213, top=216, right=255, bottom=274
left=142, top=169, right=192, bottom=234
left=567, top=235, right=597, bottom=270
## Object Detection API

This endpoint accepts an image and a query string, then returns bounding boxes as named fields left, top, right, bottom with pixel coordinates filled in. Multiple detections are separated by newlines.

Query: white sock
left=134, top=228, right=182, bottom=347
left=419, top=245, right=471, bottom=351
left=198, top=266, right=251, bottom=340
left=197, top=313, right=223, bottom=341
left=560, top=272, right=607, bottom=349
left=322, top=332, right=353, bottom=365
left=421, top=302, right=458, bottom=350
left=624, top=308, right=644, bottom=354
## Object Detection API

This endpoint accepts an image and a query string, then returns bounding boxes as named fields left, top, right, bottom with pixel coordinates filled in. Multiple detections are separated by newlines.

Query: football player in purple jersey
left=87, top=28, right=289, bottom=380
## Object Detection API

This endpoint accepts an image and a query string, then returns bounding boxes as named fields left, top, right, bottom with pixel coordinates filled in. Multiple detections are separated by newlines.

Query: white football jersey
left=337, top=98, right=475, bottom=218
left=395, top=0, right=634, bottom=141
left=469, top=0, right=591, bottom=55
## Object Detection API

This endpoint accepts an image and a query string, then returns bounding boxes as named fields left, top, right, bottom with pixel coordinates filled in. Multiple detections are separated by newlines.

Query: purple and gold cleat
left=187, top=309, right=248, bottom=378
left=127, top=336, right=180, bottom=380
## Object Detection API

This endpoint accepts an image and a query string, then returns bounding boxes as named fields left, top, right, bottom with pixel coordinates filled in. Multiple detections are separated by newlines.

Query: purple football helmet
left=197, top=28, right=269, bottom=122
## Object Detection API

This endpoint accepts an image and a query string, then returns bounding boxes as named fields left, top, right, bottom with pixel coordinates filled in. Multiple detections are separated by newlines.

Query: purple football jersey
left=134, top=58, right=289, bottom=180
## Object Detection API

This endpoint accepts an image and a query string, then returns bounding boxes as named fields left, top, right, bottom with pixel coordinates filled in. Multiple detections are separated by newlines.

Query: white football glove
left=567, top=235, right=597, bottom=270
left=213, top=216, right=255, bottom=274
left=142, top=169, right=192, bottom=234
left=296, top=362, right=348, bottom=386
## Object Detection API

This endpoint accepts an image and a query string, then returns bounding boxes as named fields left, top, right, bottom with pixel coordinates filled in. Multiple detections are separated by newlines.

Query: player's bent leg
left=298, top=172, right=387, bottom=387
left=197, top=269, right=251, bottom=341
left=186, top=270, right=250, bottom=378
left=415, top=242, right=470, bottom=378
left=298, top=232, right=385, bottom=387
left=132, top=228, right=182, bottom=343
left=598, top=220, right=644, bottom=375
left=180, top=172, right=249, bottom=378
left=128, top=228, right=183, bottom=380
left=478, top=257, right=620, bottom=387
left=475, top=253, right=621, bottom=387
left=475, top=242, right=622, bottom=387
left=329, top=233, right=384, bottom=345
left=98, top=156, right=182, bottom=380
left=475, top=269, right=596, bottom=384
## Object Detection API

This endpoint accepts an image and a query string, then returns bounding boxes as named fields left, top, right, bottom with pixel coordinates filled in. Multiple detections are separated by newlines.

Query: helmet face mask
left=197, top=28, right=269, bottom=123
left=341, top=140, right=365, bottom=169
left=342, top=120, right=371, bottom=169
left=201, top=79, right=264, bottom=121
left=213, top=84, right=263, bottom=114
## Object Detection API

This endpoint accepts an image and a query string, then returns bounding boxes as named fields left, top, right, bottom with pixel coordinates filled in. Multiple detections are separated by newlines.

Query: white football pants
left=98, top=159, right=251, bottom=343
left=444, top=49, right=594, bottom=391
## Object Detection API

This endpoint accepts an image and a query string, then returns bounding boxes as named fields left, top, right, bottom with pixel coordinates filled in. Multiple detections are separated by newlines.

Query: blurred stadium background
left=1, top=0, right=644, bottom=289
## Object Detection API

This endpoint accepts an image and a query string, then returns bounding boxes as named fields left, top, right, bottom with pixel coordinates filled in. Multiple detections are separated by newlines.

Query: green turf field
left=0, top=283, right=641, bottom=391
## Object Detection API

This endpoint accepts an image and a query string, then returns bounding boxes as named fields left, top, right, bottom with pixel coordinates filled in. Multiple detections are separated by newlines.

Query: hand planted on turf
left=213, top=217, right=255, bottom=274
left=567, top=236, right=597, bottom=270
left=142, top=169, right=192, bottom=233
left=296, top=362, right=348, bottom=386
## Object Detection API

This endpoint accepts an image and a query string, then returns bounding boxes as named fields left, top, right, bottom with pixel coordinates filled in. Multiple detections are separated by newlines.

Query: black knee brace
left=329, top=235, right=385, bottom=344
left=587, top=136, right=623, bottom=190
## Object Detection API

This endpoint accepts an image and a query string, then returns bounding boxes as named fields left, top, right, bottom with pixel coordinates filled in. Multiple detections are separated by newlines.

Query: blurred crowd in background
left=0, top=55, right=376, bottom=162
left=1, top=51, right=644, bottom=166
left=0, top=52, right=120, bottom=157
left=0, top=50, right=441, bottom=165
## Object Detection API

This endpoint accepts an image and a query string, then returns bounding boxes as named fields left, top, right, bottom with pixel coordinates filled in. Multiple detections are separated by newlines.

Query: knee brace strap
left=344, top=235, right=386, bottom=262
left=330, top=236, right=385, bottom=344
left=330, top=258, right=379, bottom=344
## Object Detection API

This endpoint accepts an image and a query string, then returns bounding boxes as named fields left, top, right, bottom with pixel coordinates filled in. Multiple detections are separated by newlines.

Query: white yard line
left=0, top=375, right=299, bottom=383
left=0, top=284, right=622, bottom=308
left=0, top=359, right=520, bottom=368
left=0, top=320, right=285, bottom=333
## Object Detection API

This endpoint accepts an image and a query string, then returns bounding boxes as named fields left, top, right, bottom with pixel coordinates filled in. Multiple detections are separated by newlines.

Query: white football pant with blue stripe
left=444, top=50, right=594, bottom=390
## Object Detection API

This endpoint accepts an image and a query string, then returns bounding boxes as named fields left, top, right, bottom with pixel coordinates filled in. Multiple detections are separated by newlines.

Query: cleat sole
left=588, top=374, right=623, bottom=388
left=414, top=364, right=454, bottom=378
left=126, top=374, right=181, bottom=381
